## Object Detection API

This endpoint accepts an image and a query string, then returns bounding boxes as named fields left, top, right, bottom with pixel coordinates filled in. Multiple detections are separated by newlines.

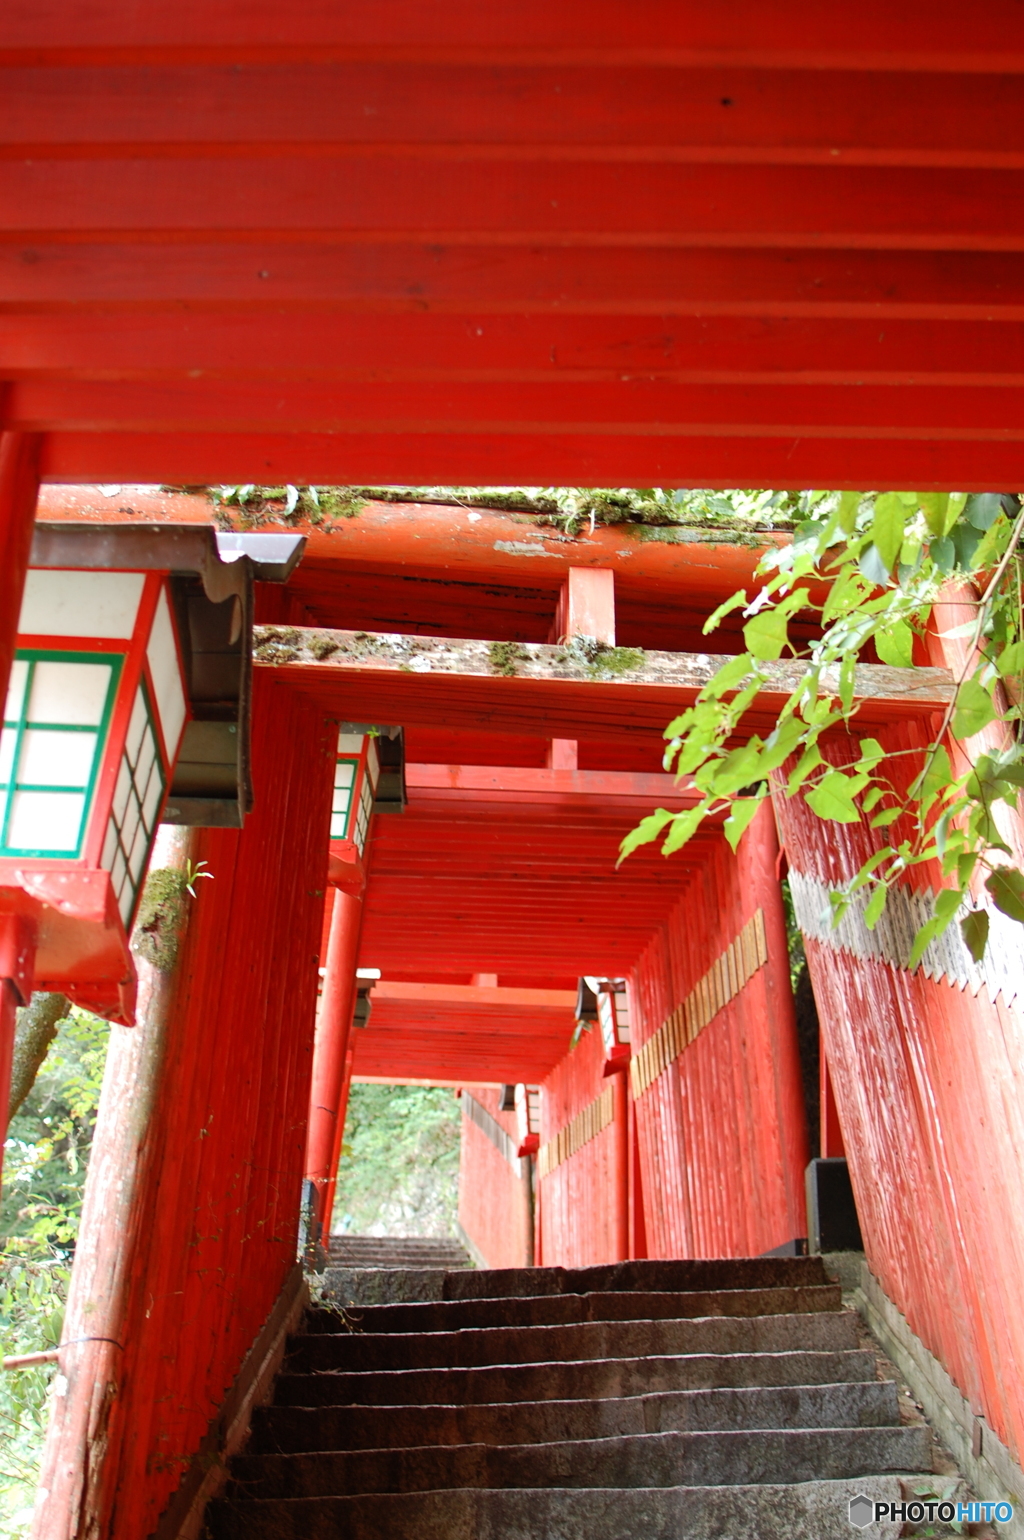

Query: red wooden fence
left=37, top=673, right=335, bottom=1539
left=774, top=719, right=1024, bottom=1468
left=631, top=806, right=809, bottom=1259
left=458, top=1089, right=532, bottom=1269
left=535, top=1022, right=620, bottom=1268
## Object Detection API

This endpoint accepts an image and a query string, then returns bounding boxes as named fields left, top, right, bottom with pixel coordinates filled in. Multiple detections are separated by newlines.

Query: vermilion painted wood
left=458, top=1089, right=531, bottom=1269
left=0, top=429, right=41, bottom=744
left=631, top=806, right=808, bottom=1259
left=406, top=764, right=699, bottom=808
left=9, top=245, right=1024, bottom=316
left=535, top=1019, right=618, bottom=1268
left=38, top=430, right=1024, bottom=490
left=3, top=0, right=1023, bottom=61
left=2, top=5, right=1023, bottom=488
left=6, top=64, right=1024, bottom=157
left=373, top=981, right=577, bottom=1007
left=351, top=992, right=578, bottom=1084
left=36, top=676, right=335, bottom=1540
left=774, top=718, right=1024, bottom=1466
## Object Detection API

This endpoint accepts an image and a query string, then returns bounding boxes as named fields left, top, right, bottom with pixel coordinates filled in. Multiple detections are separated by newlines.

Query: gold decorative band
left=630, top=909, right=768, bottom=1099
left=537, top=1083, right=614, bottom=1181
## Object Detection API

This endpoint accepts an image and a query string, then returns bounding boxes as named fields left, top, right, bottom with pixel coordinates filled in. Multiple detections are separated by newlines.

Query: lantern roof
left=26, top=521, right=306, bottom=828
left=29, top=522, right=304, bottom=595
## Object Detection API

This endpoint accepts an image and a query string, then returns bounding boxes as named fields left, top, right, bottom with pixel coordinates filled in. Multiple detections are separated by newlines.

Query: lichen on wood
left=488, top=641, right=528, bottom=677
left=132, top=868, right=190, bottom=972
left=7, top=992, right=71, bottom=1124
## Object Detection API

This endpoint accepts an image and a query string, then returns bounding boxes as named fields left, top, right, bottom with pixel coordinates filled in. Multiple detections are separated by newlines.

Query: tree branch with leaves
left=622, top=490, right=1024, bottom=965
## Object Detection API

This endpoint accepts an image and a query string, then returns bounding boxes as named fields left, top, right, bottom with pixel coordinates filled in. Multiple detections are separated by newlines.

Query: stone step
left=304, top=1284, right=842, bottom=1336
left=323, top=1255, right=832, bottom=1307
left=250, top=1379, right=900, bottom=1455
left=205, top=1476, right=915, bottom=1540
left=286, top=1310, right=859, bottom=1374
left=273, top=1348, right=879, bottom=1407
left=229, top=1424, right=931, bottom=1499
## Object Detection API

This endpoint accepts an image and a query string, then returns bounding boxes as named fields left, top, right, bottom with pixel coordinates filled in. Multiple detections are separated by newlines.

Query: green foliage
left=1, top=1008, right=108, bottom=1534
left=622, top=490, right=1024, bottom=964
left=194, top=483, right=804, bottom=538
left=0, top=1256, right=69, bottom=1538
left=332, top=1084, right=461, bottom=1238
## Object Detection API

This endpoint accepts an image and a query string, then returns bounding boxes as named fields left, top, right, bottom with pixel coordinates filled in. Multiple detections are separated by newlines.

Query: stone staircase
left=206, top=1256, right=937, bottom=1539
left=327, top=1234, right=472, bottom=1270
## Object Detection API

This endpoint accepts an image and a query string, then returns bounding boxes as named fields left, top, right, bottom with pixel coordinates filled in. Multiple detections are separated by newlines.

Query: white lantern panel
left=330, top=758, right=357, bottom=839
left=125, top=689, right=148, bottom=765
left=354, top=771, right=374, bottom=854
left=1, top=654, right=118, bottom=858
left=19, top=728, right=97, bottom=788
left=28, top=660, right=112, bottom=727
left=113, top=757, right=133, bottom=825
left=146, top=589, right=188, bottom=761
left=337, top=732, right=365, bottom=754
left=6, top=790, right=86, bottom=853
left=101, top=681, right=166, bottom=931
left=19, top=570, right=146, bottom=640
left=4, top=660, right=28, bottom=720
left=0, top=726, right=15, bottom=785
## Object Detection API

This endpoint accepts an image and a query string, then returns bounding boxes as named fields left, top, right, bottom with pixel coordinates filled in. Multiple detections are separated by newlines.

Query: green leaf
left=997, top=640, right=1024, bottom=678
left=786, top=744, right=823, bottom=793
left=705, top=740, right=765, bottom=796
left=863, top=883, right=888, bottom=929
left=964, top=492, right=1003, bottom=531
left=874, top=620, right=915, bottom=668
left=837, top=490, right=862, bottom=534
left=918, top=492, right=950, bottom=539
left=858, top=542, right=891, bottom=587
left=704, top=652, right=754, bottom=698
left=838, top=654, right=856, bottom=714
left=870, top=491, right=906, bottom=573
left=911, top=744, right=953, bottom=808
left=951, top=676, right=996, bottom=739
left=870, top=806, right=903, bottom=827
left=759, top=715, right=807, bottom=774
left=960, top=909, right=990, bottom=963
left=985, top=867, right=1024, bottom=924
left=743, top=610, right=790, bottom=661
left=662, top=804, right=711, bottom=856
left=702, top=591, right=748, bottom=634
left=619, top=807, right=675, bottom=863
left=723, top=795, right=765, bottom=851
left=909, top=917, right=941, bottom=969
left=930, top=535, right=955, bottom=573
left=855, top=737, right=886, bottom=770
left=805, top=770, right=863, bottom=823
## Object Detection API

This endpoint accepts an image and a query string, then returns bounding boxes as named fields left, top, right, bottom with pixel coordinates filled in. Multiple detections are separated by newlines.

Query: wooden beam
left=373, top=981, right=577, bottom=1008
left=253, top=624, right=954, bottom=739
left=405, top=762, right=706, bottom=811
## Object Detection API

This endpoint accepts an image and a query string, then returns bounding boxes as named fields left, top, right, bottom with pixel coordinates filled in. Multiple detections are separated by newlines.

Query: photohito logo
left=849, top=1493, right=1015, bottom=1527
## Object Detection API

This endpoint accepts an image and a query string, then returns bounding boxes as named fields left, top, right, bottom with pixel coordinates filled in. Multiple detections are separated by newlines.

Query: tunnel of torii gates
left=2, top=4, right=1024, bottom=1537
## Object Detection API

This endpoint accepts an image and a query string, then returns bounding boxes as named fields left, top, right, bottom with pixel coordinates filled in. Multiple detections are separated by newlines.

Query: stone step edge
left=303, top=1285, right=843, bottom=1331
left=295, top=1303, right=850, bottom=1351
left=204, top=1474, right=922, bottom=1540
left=250, top=1382, right=901, bottom=1439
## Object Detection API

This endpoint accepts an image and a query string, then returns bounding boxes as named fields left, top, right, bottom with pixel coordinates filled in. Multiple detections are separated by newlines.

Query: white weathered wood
left=253, top=626, right=955, bottom=709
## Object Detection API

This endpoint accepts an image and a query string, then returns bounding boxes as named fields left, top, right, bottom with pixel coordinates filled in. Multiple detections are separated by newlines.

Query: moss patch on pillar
left=132, top=869, right=190, bottom=973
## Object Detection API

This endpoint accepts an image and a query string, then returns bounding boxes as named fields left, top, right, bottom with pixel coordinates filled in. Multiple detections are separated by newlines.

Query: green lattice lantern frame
left=0, top=522, right=305, bottom=1025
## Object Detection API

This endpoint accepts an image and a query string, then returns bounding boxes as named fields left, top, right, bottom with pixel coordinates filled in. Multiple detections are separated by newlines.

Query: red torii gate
left=1, top=5, right=1024, bottom=1536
